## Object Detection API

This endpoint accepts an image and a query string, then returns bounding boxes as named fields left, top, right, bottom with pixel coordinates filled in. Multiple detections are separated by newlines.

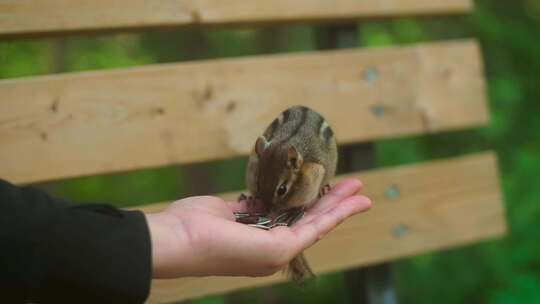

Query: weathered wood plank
left=141, top=152, right=506, bottom=303
left=0, top=0, right=473, bottom=38
left=0, top=40, right=488, bottom=184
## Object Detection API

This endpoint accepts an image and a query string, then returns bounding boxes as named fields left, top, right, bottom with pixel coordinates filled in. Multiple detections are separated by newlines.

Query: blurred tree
left=384, top=1, right=540, bottom=304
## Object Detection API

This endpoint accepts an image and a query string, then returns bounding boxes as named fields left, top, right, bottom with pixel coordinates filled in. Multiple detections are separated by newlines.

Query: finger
left=297, top=178, right=363, bottom=225
left=309, top=178, right=363, bottom=215
left=292, top=195, right=372, bottom=250
left=309, top=195, right=371, bottom=237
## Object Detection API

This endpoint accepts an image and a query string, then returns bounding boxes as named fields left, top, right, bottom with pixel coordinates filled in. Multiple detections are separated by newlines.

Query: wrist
left=145, top=212, right=184, bottom=278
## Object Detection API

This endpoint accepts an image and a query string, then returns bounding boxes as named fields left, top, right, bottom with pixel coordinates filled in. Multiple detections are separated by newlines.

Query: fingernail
left=361, top=196, right=372, bottom=210
left=354, top=196, right=372, bottom=210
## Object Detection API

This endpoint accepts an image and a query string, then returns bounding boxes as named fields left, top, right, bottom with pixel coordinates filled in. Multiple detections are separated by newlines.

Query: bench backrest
left=0, top=1, right=506, bottom=303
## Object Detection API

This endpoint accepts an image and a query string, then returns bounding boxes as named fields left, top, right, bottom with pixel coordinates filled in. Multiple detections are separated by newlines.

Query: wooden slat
left=0, top=0, right=473, bottom=38
left=0, top=40, right=488, bottom=184
left=141, top=152, right=506, bottom=303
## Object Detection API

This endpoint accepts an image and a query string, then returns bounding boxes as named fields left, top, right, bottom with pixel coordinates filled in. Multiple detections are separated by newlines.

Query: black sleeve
left=0, top=179, right=152, bottom=304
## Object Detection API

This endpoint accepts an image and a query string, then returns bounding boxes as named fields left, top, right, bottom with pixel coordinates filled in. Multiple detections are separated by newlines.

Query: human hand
left=146, top=179, right=371, bottom=279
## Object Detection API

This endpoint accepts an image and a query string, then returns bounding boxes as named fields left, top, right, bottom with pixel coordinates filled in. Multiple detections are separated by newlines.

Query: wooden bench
left=0, top=1, right=506, bottom=303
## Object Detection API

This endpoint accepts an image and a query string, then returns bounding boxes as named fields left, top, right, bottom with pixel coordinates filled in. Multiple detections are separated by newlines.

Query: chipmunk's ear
left=255, top=136, right=270, bottom=156
left=287, top=146, right=303, bottom=170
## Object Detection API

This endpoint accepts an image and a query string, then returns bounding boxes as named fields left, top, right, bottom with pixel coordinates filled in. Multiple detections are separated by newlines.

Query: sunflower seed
left=234, top=212, right=250, bottom=219
left=270, top=222, right=290, bottom=229
left=274, top=211, right=292, bottom=224
left=256, top=217, right=272, bottom=225
left=287, top=210, right=305, bottom=226
left=248, top=224, right=271, bottom=230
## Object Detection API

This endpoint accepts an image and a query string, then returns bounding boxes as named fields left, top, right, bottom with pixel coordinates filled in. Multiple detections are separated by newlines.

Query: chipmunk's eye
left=277, top=183, right=288, bottom=196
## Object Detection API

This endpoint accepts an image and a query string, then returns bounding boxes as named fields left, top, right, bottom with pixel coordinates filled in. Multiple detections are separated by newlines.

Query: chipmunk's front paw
left=237, top=193, right=249, bottom=202
left=318, top=184, right=332, bottom=198
left=243, top=194, right=262, bottom=212
left=235, top=194, right=267, bottom=225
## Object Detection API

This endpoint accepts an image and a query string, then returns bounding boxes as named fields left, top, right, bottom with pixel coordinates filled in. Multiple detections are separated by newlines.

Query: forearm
left=0, top=179, right=152, bottom=304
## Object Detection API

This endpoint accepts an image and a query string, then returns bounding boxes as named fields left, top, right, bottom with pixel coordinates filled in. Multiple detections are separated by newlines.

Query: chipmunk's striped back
left=264, top=106, right=335, bottom=147
left=262, top=106, right=336, bottom=167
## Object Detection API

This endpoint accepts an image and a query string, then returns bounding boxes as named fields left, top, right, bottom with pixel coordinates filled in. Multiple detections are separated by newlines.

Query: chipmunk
left=242, top=105, right=338, bottom=285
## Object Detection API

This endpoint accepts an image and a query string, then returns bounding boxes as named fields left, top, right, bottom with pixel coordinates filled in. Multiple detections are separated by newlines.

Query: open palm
left=147, top=179, right=371, bottom=278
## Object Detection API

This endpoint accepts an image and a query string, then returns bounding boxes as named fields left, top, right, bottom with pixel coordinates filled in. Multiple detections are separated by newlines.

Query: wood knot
left=50, top=98, right=60, bottom=113
left=190, top=11, right=202, bottom=23
left=149, top=107, right=166, bottom=116
left=194, top=84, right=214, bottom=108
left=439, top=68, right=452, bottom=80
left=226, top=101, right=236, bottom=113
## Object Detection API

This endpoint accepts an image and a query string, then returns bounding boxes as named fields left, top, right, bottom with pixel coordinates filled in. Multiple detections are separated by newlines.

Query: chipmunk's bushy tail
left=287, top=253, right=315, bottom=287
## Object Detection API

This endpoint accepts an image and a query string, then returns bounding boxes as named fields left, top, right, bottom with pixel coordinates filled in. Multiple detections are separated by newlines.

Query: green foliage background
left=1, top=0, right=539, bottom=303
